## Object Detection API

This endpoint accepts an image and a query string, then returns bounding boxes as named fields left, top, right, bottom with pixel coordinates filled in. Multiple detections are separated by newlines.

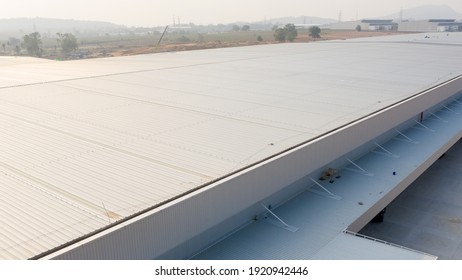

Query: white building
left=329, top=19, right=398, bottom=31
left=1, top=33, right=462, bottom=260
left=399, top=19, right=462, bottom=32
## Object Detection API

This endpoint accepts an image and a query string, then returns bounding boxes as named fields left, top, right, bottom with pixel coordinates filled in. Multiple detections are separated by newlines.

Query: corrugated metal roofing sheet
left=1, top=33, right=462, bottom=259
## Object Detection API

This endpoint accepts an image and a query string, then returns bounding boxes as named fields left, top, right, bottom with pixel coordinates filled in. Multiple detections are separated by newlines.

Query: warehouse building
left=1, top=33, right=462, bottom=260
left=399, top=19, right=462, bottom=32
left=329, top=19, right=398, bottom=31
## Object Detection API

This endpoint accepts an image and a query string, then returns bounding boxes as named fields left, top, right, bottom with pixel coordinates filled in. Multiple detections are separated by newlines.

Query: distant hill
left=385, top=5, right=462, bottom=20
left=0, top=18, right=128, bottom=39
left=0, top=16, right=338, bottom=39
left=252, top=16, right=336, bottom=26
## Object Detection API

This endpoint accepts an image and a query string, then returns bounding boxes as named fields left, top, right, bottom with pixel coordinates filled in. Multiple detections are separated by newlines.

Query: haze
left=2, top=0, right=462, bottom=26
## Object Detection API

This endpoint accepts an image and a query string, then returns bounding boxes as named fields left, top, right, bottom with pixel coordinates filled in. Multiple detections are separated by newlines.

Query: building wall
left=398, top=21, right=439, bottom=32
left=329, top=21, right=363, bottom=30
left=329, top=21, right=396, bottom=31
left=368, top=25, right=396, bottom=31
left=46, top=77, right=462, bottom=260
left=437, top=25, right=462, bottom=32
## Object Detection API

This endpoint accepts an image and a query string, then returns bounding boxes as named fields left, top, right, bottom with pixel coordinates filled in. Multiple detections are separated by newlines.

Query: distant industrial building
left=329, top=19, right=462, bottom=33
left=329, top=19, right=398, bottom=31
left=1, top=33, right=462, bottom=260
left=399, top=19, right=462, bottom=32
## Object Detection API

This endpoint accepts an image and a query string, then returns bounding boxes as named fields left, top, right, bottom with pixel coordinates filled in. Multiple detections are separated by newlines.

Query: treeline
left=273, top=24, right=322, bottom=42
left=1, top=32, right=78, bottom=57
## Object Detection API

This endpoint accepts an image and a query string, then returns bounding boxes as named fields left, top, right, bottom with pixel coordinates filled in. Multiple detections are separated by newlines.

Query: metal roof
left=1, top=33, right=462, bottom=259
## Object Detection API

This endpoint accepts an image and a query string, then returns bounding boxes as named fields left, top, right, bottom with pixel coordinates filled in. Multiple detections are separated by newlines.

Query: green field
left=2, top=29, right=397, bottom=59
left=12, top=30, right=272, bottom=58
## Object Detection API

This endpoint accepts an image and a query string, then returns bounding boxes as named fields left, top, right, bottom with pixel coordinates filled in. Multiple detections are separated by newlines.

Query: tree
left=309, top=26, right=321, bottom=39
left=273, top=24, right=298, bottom=42
left=1, top=43, right=5, bottom=53
left=274, top=28, right=286, bottom=42
left=56, top=33, right=78, bottom=54
left=284, top=24, right=298, bottom=42
left=241, top=25, right=250, bottom=31
left=355, top=25, right=362, bottom=32
left=8, top=37, right=20, bottom=46
left=257, top=35, right=263, bottom=42
left=23, top=32, right=42, bottom=57
left=14, top=45, right=21, bottom=55
left=232, top=24, right=240, bottom=32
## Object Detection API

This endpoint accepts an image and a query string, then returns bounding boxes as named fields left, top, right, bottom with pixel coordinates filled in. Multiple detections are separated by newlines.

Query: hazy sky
left=2, top=0, right=462, bottom=26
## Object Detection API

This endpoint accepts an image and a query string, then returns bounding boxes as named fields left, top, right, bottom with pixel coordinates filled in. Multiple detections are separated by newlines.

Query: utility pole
left=156, top=25, right=169, bottom=48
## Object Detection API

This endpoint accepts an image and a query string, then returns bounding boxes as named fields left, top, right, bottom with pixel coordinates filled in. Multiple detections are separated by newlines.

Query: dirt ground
left=51, top=30, right=403, bottom=60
